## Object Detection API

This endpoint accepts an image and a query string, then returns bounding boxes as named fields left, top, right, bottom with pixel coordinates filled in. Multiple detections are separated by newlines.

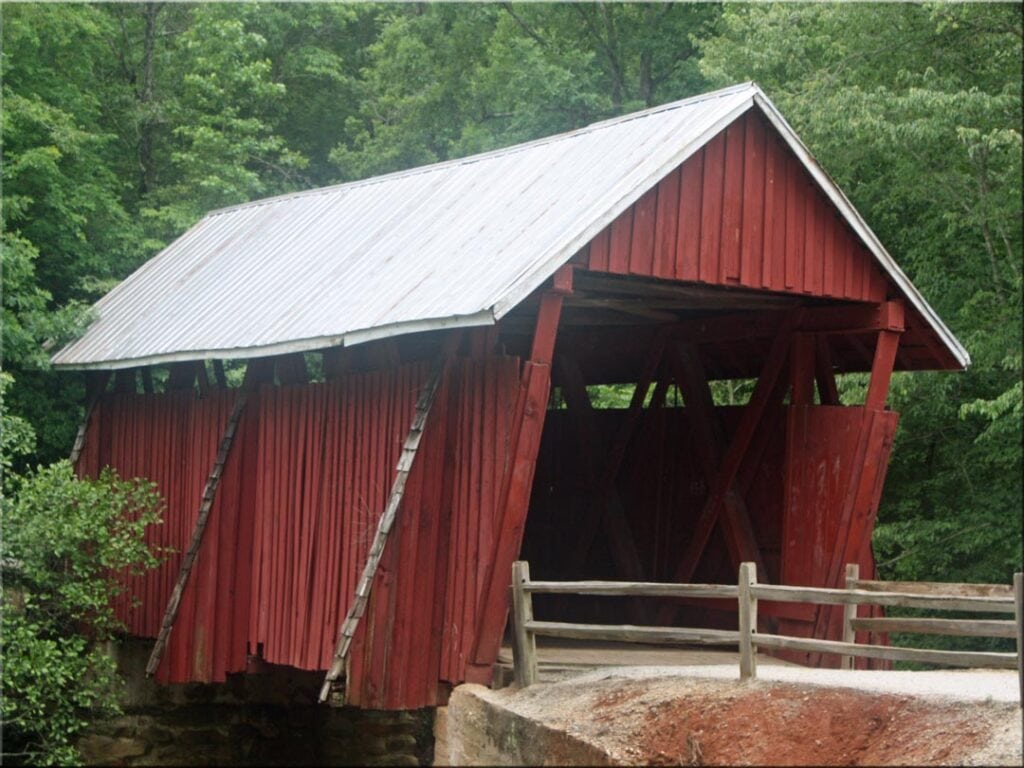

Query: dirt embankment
left=593, top=682, right=1014, bottom=765
left=441, top=670, right=1022, bottom=766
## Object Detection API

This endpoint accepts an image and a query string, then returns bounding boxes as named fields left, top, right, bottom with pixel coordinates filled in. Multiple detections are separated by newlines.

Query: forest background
left=2, top=2, right=1021, bottom=589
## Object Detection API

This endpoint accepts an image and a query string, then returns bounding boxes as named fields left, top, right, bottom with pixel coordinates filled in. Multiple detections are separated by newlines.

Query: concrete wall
left=433, top=684, right=613, bottom=766
left=78, top=640, right=433, bottom=766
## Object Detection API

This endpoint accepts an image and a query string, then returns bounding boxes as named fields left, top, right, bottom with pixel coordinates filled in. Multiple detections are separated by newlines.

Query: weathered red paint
left=585, top=111, right=887, bottom=303
left=81, top=358, right=522, bottom=705
left=74, top=106, right=946, bottom=708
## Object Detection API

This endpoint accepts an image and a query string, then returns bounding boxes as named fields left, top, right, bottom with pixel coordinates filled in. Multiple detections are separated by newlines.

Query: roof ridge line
left=205, top=82, right=759, bottom=219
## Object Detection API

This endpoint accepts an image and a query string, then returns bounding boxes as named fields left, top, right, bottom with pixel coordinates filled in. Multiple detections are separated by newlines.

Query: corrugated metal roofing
left=52, top=83, right=968, bottom=370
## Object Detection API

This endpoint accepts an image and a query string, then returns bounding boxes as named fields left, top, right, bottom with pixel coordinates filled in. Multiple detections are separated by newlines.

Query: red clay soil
left=594, top=684, right=992, bottom=766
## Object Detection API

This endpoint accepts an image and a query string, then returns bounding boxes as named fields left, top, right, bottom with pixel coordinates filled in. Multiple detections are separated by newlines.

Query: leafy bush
left=1, top=462, right=164, bottom=765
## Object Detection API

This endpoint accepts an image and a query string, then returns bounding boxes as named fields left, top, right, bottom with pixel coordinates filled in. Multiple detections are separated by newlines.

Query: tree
left=699, top=2, right=1022, bottom=585
left=329, top=2, right=719, bottom=178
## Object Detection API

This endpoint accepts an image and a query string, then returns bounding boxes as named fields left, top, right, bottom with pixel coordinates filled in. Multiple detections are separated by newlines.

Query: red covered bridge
left=55, top=83, right=967, bottom=710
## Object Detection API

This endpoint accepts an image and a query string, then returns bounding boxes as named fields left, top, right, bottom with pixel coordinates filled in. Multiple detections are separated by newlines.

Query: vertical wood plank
left=802, top=186, right=819, bottom=294
left=699, top=133, right=726, bottom=284
left=805, top=193, right=824, bottom=296
left=653, top=168, right=681, bottom=279
left=822, top=212, right=837, bottom=298
left=608, top=210, right=634, bottom=275
left=739, top=561, right=758, bottom=680
left=1014, top=572, right=1023, bottom=708
left=784, top=155, right=804, bottom=290
left=841, top=563, right=860, bottom=670
left=767, top=137, right=788, bottom=291
left=510, top=561, right=537, bottom=687
left=589, top=226, right=611, bottom=272
left=677, top=149, right=704, bottom=281
left=721, top=119, right=746, bottom=283
left=629, top=186, right=658, bottom=276
left=740, top=113, right=766, bottom=289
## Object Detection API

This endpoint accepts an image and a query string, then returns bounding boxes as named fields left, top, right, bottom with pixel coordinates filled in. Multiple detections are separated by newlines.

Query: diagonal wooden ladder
left=318, top=355, right=446, bottom=703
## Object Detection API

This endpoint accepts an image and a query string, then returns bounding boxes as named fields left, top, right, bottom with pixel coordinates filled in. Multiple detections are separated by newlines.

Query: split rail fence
left=508, top=560, right=1024, bottom=705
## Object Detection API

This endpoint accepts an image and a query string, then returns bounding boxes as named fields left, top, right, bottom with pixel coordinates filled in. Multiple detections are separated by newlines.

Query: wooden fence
left=508, top=560, right=1024, bottom=705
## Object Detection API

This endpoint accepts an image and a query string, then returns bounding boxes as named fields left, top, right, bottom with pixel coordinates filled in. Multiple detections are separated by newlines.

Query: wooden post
left=469, top=275, right=568, bottom=677
left=841, top=563, right=860, bottom=670
left=738, top=561, right=758, bottom=680
left=146, top=391, right=249, bottom=676
left=510, top=561, right=538, bottom=687
left=1014, top=572, right=1023, bottom=709
left=318, top=355, right=447, bottom=703
left=69, top=371, right=110, bottom=468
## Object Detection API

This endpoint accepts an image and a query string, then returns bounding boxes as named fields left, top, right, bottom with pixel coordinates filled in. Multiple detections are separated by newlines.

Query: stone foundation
left=78, top=640, right=433, bottom=766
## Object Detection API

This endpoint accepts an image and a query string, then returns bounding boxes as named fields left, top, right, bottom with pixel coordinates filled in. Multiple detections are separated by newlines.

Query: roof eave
left=51, top=310, right=496, bottom=371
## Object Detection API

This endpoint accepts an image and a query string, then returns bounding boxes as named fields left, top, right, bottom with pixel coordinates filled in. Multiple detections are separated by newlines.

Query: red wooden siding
left=584, top=111, right=888, bottom=302
left=79, top=390, right=257, bottom=683
left=778, top=405, right=898, bottom=667
left=80, top=357, right=521, bottom=706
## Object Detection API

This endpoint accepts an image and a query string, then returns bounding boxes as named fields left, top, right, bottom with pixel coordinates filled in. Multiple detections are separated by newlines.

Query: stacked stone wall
left=78, top=640, right=433, bottom=766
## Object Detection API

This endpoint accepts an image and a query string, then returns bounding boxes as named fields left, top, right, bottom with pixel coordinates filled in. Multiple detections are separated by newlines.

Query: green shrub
left=1, top=462, right=164, bottom=765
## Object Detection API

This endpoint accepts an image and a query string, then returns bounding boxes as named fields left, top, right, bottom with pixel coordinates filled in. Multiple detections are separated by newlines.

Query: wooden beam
left=605, top=330, right=669, bottom=481
left=790, top=334, right=815, bottom=406
left=573, top=271, right=801, bottom=311
left=166, top=361, right=197, bottom=390
left=650, top=378, right=670, bottom=409
left=664, top=344, right=767, bottom=577
left=146, top=391, right=250, bottom=677
left=212, top=360, right=227, bottom=389
left=322, top=346, right=349, bottom=379
left=319, top=355, right=448, bottom=702
left=558, top=328, right=667, bottom=576
left=530, top=293, right=565, bottom=366
left=243, top=357, right=275, bottom=387
left=275, top=352, right=309, bottom=385
left=564, top=296, right=680, bottom=323
left=814, top=335, right=840, bottom=406
left=470, top=288, right=566, bottom=673
left=864, top=329, right=901, bottom=410
left=196, top=361, right=211, bottom=395
left=667, top=314, right=800, bottom=586
left=557, top=356, right=648, bottom=594
left=69, top=371, right=110, bottom=468
left=552, top=263, right=574, bottom=295
left=113, top=368, right=138, bottom=394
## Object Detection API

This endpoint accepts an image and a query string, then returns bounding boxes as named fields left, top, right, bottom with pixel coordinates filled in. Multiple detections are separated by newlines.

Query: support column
left=467, top=267, right=571, bottom=679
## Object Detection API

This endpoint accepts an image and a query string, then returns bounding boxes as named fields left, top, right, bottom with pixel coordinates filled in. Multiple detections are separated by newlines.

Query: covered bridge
left=56, top=83, right=967, bottom=710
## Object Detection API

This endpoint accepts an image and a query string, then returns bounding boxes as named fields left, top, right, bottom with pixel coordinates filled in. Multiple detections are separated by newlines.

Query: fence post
left=1014, top=572, right=1022, bottom=709
left=841, top=563, right=860, bottom=670
left=510, top=560, right=538, bottom=687
left=738, top=561, right=758, bottom=680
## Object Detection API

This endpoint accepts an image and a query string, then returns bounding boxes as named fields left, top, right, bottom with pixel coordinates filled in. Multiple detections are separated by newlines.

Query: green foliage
left=1, top=462, right=164, bottom=765
left=329, top=2, right=718, bottom=177
left=0, top=0, right=1020, bottom=672
left=699, top=2, right=1022, bottom=586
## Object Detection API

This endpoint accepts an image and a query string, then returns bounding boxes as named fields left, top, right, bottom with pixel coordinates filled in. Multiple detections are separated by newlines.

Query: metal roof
left=52, top=83, right=968, bottom=370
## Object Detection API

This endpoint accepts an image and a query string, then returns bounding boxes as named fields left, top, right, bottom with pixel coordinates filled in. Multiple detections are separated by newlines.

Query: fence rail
left=508, top=560, right=1024, bottom=705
